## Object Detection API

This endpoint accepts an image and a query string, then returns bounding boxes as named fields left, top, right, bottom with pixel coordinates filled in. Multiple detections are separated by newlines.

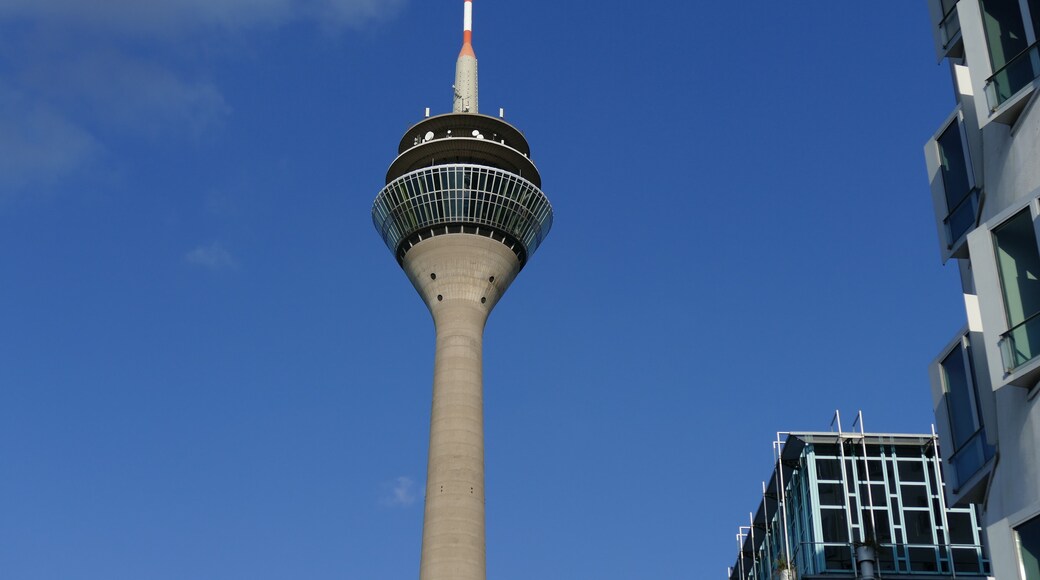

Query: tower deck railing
left=372, top=163, right=553, bottom=265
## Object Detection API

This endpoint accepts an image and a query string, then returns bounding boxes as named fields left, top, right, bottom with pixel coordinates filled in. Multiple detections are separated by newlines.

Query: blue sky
left=1, top=1, right=964, bottom=578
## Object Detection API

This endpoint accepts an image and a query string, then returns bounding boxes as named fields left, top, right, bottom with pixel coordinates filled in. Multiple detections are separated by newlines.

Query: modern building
left=728, top=420, right=990, bottom=580
left=370, top=2, right=552, bottom=579
left=921, top=1, right=1040, bottom=579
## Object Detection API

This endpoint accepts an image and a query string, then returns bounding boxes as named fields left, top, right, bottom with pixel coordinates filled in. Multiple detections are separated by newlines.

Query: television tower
left=371, top=2, right=553, bottom=579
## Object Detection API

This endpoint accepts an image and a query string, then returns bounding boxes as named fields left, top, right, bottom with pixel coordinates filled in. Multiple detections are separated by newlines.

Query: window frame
left=966, top=192, right=1040, bottom=389
left=979, top=0, right=1040, bottom=112
left=940, top=336, right=984, bottom=447
left=1013, top=509, right=1040, bottom=580
left=936, top=115, right=979, bottom=248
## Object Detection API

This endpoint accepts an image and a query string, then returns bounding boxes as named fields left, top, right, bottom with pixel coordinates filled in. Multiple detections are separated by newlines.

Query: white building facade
left=923, top=1, right=1040, bottom=579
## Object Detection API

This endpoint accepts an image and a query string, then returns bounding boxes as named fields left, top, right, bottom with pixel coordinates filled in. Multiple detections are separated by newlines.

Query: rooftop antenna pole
left=856, top=411, right=880, bottom=555
left=774, top=437, right=793, bottom=570
left=453, top=0, right=478, bottom=113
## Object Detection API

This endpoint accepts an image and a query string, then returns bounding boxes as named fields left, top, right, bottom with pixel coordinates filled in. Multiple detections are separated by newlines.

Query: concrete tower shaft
left=401, top=236, right=520, bottom=580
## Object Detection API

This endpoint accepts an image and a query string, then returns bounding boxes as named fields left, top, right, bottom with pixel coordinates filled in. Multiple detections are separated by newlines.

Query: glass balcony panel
left=986, top=43, right=1040, bottom=109
left=908, top=546, right=940, bottom=572
left=941, top=7, right=962, bottom=49
left=952, top=547, right=983, bottom=573
left=949, top=428, right=995, bottom=485
left=999, top=313, right=1040, bottom=370
left=948, top=512, right=975, bottom=544
left=823, top=545, right=853, bottom=571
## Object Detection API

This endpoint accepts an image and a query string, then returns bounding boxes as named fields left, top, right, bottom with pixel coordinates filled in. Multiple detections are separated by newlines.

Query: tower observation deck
left=370, top=2, right=553, bottom=579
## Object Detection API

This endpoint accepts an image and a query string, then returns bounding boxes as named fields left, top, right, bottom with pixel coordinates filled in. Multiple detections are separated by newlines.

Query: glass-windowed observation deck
left=372, top=113, right=553, bottom=266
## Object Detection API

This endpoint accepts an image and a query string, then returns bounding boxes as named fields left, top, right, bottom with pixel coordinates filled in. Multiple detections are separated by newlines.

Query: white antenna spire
left=453, top=0, right=478, bottom=113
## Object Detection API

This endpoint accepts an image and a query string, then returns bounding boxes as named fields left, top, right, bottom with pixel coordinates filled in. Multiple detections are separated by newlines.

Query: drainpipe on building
left=855, top=545, right=876, bottom=580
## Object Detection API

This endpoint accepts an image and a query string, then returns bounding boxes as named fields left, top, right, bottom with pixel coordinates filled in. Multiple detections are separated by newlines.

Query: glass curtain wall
left=792, top=441, right=988, bottom=576
left=734, top=437, right=991, bottom=580
left=994, top=210, right=1040, bottom=369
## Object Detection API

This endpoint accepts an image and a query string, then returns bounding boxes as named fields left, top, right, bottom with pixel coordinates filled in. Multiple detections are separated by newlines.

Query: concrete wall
left=401, top=234, right=520, bottom=580
left=925, top=1, right=1040, bottom=577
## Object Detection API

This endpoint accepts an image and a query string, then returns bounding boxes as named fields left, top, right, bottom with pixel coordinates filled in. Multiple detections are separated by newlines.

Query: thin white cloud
left=380, top=476, right=417, bottom=508
left=0, top=0, right=406, bottom=34
left=0, top=0, right=405, bottom=192
left=21, top=51, right=231, bottom=138
left=0, top=85, right=102, bottom=193
left=185, top=242, right=238, bottom=271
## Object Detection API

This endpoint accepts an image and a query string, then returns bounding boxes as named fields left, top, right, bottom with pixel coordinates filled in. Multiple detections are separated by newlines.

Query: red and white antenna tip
left=460, top=0, right=474, bottom=57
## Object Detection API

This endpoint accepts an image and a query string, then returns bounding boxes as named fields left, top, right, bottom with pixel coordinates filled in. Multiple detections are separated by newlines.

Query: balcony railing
left=795, top=541, right=990, bottom=576
left=939, top=5, right=962, bottom=52
left=948, top=427, right=994, bottom=490
left=944, top=188, right=979, bottom=248
left=998, top=309, right=1040, bottom=372
left=984, top=41, right=1040, bottom=112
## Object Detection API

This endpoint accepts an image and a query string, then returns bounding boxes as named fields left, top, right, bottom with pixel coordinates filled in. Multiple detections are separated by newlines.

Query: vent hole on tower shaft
left=437, top=295, right=443, bottom=302
left=488, top=276, right=495, bottom=283
left=481, top=297, right=487, bottom=304
left=430, top=273, right=436, bottom=280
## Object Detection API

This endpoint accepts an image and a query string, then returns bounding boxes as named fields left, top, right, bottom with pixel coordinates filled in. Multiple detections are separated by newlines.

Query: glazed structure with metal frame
left=372, top=113, right=553, bottom=266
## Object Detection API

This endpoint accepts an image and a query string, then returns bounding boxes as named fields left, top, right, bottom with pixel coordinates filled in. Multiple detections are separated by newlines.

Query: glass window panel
left=943, top=345, right=980, bottom=451
left=859, top=484, right=887, bottom=506
left=813, top=444, right=838, bottom=456
left=863, top=510, right=893, bottom=543
left=995, top=210, right=1040, bottom=366
left=1017, top=514, right=1040, bottom=580
left=948, top=511, right=976, bottom=545
left=898, top=459, right=927, bottom=482
left=824, top=545, right=853, bottom=571
left=856, top=459, right=877, bottom=480
left=906, top=510, right=936, bottom=544
left=938, top=121, right=972, bottom=211
left=878, top=544, right=897, bottom=571
left=901, top=485, right=930, bottom=508
left=948, top=193, right=977, bottom=243
left=953, top=547, right=983, bottom=573
left=909, top=547, right=940, bottom=571
left=821, top=508, right=849, bottom=543
left=981, top=0, right=1035, bottom=104
left=982, top=0, right=1029, bottom=70
left=818, top=483, right=843, bottom=506
left=816, top=458, right=841, bottom=481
